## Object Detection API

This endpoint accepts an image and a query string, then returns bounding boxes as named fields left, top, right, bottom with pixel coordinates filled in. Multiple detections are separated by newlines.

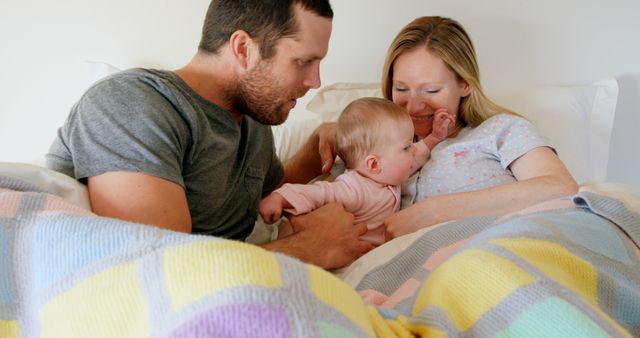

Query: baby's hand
left=259, top=193, right=286, bottom=224
left=432, top=109, right=456, bottom=141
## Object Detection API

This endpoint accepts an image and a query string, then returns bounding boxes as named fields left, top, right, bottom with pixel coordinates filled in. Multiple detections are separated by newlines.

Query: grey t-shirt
left=46, top=68, right=284, bottom=239
left=402, top=113, right=549, bottom=208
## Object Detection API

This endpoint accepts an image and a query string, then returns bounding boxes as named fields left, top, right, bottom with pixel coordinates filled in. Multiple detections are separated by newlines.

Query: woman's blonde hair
left=336, top=97, right=411, bottom=168
left=381, top=16, right=516, bottom=128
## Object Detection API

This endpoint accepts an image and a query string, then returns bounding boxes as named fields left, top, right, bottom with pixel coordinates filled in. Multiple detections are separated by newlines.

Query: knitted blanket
left=2, top=175, right=640, bottom=337
left=357, top=190, right=640, bottom=337
left=0, top=177, right=375, bottom=338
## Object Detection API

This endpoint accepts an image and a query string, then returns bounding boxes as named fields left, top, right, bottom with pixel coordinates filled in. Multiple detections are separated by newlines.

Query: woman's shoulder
left=483, top=112, right=529, bottom=125
left=451, top=113, right=540, bottom=144
left=476, top=113, right=537, bottom=132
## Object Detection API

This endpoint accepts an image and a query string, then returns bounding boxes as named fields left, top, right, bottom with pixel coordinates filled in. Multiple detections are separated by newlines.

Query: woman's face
left=391, top=47, right=469, bottom=139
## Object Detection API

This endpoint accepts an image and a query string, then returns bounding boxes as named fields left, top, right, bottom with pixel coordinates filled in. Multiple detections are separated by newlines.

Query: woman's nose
left=406, top=96, right=424, bottom=114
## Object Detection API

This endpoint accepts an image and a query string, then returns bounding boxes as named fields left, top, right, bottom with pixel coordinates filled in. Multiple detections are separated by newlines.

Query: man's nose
left=303, top=65, right=321, bottom=89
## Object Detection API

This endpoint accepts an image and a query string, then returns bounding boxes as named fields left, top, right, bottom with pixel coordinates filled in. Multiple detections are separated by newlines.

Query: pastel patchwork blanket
left=1, top=175, right=640, bottom=338
left=0, top=177, right=375, bottom=338
left=357, top=190, right=640, bottom=337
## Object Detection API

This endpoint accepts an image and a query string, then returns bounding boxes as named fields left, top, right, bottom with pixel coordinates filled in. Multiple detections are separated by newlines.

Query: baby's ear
left=364, top=155, right=382, bottom=174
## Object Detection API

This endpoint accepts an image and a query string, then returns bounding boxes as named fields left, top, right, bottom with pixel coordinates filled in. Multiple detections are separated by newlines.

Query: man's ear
left=228, top=30, right=260, bottom=71
left=364, top=155, right=382, bottom=174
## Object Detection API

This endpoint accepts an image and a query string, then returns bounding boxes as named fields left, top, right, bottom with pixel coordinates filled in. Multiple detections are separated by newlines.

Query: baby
left=259, top=97, right=453, bottom=245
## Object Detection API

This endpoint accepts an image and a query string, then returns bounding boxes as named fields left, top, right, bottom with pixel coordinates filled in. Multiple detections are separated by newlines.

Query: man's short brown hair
left=199, top=0, right=333, bottom=59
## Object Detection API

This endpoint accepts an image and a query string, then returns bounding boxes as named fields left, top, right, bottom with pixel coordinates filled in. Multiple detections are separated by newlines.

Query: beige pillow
left=306, top=82, right=382, bottom=122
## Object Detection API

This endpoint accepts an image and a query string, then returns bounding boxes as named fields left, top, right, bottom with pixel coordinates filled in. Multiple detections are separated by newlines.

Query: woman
left=380, top=16, right=578, bottom=238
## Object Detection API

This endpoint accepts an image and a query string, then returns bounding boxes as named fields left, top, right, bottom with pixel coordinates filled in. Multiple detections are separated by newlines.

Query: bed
left=1, top=78, right=639, bottom=337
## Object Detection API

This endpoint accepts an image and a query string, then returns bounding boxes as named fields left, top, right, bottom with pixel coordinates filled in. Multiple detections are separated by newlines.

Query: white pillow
left=303, top=80, right=619, bottom=184
left=490, top=78, right=618, bottom=184
left=0, top=162, right=91, bottom=210
left=271, top=111, right=322, bottom=162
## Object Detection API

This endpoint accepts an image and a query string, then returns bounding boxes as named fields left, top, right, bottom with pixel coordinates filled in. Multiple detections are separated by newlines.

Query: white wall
left=1, top=0, right=639, bottom=188
left=0, top=0, right=210, bottom=163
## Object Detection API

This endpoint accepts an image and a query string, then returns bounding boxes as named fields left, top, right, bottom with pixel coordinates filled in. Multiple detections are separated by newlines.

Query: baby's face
left=375, top=118, right=416, bottom=186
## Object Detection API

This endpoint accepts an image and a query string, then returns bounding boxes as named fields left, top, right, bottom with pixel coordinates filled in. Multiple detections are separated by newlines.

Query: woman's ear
left=460, top=79, right=472, bottom=98
left=364, top=155, right=382, bottom=174
left=229, top=30, right=259, bottom=71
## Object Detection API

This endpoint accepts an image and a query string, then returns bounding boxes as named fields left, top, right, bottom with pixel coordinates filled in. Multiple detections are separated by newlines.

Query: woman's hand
left=384, top=197, right=443, bottom=240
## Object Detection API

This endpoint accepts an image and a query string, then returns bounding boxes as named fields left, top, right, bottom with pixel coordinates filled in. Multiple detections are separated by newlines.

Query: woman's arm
left=385, top=147, right=578, bottom=238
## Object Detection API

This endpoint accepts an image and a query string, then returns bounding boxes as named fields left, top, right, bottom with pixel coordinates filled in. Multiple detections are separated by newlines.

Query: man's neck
left=175, top=52, right=243, bottom=122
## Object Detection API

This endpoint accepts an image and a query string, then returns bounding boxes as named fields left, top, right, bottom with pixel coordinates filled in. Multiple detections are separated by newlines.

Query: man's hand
left=283, top=122, right=338, bottom=185
left=316, top=122, right=337, bottom=174
left=262, top=202, right=374, bottom=269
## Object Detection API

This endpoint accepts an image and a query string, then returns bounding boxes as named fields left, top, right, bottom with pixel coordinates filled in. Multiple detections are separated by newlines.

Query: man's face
left=233, top=4, right=332, bottom=125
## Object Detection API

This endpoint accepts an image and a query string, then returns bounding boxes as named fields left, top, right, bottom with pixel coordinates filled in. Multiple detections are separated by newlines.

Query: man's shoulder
left=78, top=68, right=195, bottom=116
left=90, top=68, right=174, bottom=92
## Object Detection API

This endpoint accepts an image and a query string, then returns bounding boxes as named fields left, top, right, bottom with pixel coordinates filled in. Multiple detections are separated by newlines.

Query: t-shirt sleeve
left=261, top=148, right=284, bottom=196
left=60, top=74, right=190, bottom=187
left=494, top=114, right=550, bottom=169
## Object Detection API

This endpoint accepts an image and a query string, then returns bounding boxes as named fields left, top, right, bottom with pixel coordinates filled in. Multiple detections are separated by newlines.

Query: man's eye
left=298, top=59, right=311, bottom=66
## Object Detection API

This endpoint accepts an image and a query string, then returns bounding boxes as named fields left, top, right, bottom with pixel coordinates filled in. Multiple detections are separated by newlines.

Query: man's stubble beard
left=229, top=60, right=306, bottom=126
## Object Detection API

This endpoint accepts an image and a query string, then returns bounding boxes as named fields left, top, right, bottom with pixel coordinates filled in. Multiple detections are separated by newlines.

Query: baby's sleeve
left=276, top=177, right=362, bottom=215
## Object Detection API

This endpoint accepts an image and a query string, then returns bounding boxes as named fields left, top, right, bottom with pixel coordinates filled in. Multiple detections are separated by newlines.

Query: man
left=46, top=0, right=373, bottom=269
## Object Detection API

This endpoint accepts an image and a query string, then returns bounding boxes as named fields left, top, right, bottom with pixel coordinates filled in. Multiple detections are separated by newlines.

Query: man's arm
left=282, top=122, right=337, bottom=185
left=89, top=173, right=370, bottom=269
left=88, top=171, right=192, bottom=233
